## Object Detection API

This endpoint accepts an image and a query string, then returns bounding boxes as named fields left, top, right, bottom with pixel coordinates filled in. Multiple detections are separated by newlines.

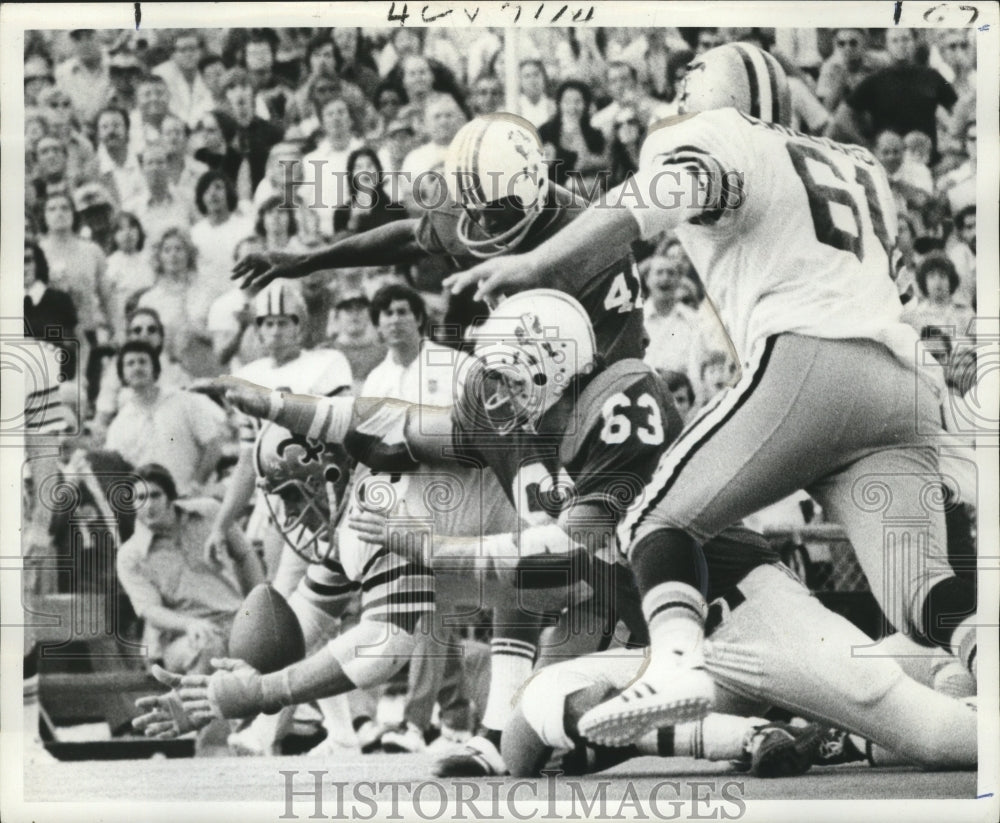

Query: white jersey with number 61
left=632, top=108, right=916, bottom=368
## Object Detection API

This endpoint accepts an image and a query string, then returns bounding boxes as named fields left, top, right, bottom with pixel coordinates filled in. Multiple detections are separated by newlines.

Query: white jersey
left=236, top=348, right=353, bottom=447
left=631, top=108, right=918, bottom=368
left=361, top=342, right=519, bottom=538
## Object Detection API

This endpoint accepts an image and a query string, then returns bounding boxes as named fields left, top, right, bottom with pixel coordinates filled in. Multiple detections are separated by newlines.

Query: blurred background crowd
left=20, top=22, right=980, bottom=755
left=24, top=25, right=978, bottom=431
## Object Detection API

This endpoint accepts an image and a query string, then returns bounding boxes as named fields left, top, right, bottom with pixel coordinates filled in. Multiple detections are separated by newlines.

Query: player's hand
left=203, top=527, right=228, bottom=566
left=347, top=506, right=389, bottom=546
left=206, top=657, right=280, bottom=718
left=132, top=665, right=214, bottom=738
left=231, top=250, right=307, bottom=292
left=210, top=375, right=273, bottom=418
left=442, top=254, right=538, bottom=305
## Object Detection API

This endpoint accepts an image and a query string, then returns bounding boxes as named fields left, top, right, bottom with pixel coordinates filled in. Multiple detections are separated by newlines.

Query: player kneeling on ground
left=133, top=423, right=434, bottom=739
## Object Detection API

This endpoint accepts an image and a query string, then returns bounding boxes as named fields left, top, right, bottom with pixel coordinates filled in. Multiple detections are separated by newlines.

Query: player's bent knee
left=503, top=704, right=555, bottom=778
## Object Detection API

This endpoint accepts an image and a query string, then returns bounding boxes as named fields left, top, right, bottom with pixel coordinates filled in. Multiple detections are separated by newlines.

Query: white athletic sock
left=481, top=638, right=536, bottom=732
left=949, top=616, right=977, bottom=679
left=239, top=705, right=294, bottom=751
left=317, top=694, right=359, bottom=748
left=643, top=582, right=708, bottom=666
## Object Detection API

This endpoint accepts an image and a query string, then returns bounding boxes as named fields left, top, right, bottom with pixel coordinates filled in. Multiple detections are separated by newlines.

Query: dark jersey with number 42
left=416, top=188, right=647, bottom=365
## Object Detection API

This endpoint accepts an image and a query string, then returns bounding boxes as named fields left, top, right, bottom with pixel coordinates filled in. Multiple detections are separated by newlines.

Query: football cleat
left=227, top=726, right=279, bottom=757
left=814, top=727, right=869, bottom=766
left=380, top=722, right=426, bottom=754
left=744, top=721, right=822, bottom=778
left=578, top=666, right=714, bottom=747
left=356, top=719, right=386, bottom=755
left=433, top=734, right=508, bottom=777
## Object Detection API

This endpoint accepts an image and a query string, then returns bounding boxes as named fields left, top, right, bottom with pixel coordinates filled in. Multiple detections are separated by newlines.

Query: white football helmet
left=253, top=422, right=349, bottom=562
left=678, top=42, right=791, bottom=126
left=445, top=113, right=550, bottom=259
left=466, top=289, right=596, bottom=434
left=253, top=281, right=307, bottom=325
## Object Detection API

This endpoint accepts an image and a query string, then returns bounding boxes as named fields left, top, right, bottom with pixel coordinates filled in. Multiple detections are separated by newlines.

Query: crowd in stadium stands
left=22, top=25, right=979, bottom=748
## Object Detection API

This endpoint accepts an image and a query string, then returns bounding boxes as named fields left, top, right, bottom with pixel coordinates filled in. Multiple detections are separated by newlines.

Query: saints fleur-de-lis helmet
left=253, top=422, right=350, bottom=562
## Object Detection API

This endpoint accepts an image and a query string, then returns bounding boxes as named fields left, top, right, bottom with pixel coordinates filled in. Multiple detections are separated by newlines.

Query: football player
left=217, top=290, right=802, bottom=775
left=205, top=281, right=353, bottom=596
left=230, top=113, right=670, bottom=776
left=225, top=290, right=975, bottom=779
left=445, top=43, right=979, bottom=744
left=131, top=421, right=435, bottom=741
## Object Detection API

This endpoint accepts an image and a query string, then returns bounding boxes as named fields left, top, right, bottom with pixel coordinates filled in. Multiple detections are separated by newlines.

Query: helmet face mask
left=446, top=114, right=550, bottom=259
left=468, top=289, right=597, bottom=435
left=254, top=423, right=348, bottom=563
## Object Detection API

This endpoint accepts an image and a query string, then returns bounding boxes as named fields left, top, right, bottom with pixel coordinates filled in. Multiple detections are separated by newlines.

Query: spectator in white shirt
left=399, top=94, right=466, bottom=212
left=901, top=130, right=935, bottom=195
left=95, top=106, right=145, bottom=207
left=104, top=212, right=155, bottom=341
left=516, top=59, right=556, bottom=129
left=302, top=97, right=364, bottom=238
left=207, top=236, right=265, bottom=372
left=123, top=140, right=196, bottom=245
left=190, top=170, right=255, bottom=303
left=161, top=114, right=210, bottom=204
left=129, top=75, right=172, bottom=159
left=591, top=61, right=671, bottom=141
left=104, top=340, right=227, bottom=496
left=54, top=29, right=113, bottom=126
left=153, top=30, right=215, bottom=129
left=363, top=283, right=466, bottom=408
left=642, top=253, right=702, bottom=378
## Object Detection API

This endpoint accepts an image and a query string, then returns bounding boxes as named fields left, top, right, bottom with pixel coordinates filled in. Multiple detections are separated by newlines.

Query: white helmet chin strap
left=457, top=206, right=541, bottom=259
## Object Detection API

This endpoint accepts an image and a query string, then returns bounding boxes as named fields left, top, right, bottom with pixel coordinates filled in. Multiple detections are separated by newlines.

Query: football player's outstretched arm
left=449, top=172, right=699, bottom=304
left=134, top=617, right=418, bottom=735
left=231, top=219, right=425, bottom=291
left=219, top=376, right=457, bottom=471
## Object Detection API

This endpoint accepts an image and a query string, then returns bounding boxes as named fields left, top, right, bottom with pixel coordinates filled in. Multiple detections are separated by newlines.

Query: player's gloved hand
left=443, top=254, right=538, bottom=305
left=206, top=657, right=282, bottom=719
left=132, top=665, right=215, bottom=738
left=231, top=250, right=307, bottom=292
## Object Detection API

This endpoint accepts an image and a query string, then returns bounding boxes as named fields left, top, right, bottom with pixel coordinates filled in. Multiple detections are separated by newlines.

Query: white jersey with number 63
left=632, top=108, right=916, bottom=368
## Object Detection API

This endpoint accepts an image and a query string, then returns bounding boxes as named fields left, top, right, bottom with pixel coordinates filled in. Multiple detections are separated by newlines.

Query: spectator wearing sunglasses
left=816, top=28, right=884, bottom=111
left=36, top=87, right=98, bottom=184
left=93, top=307, right=195, bottom=436
left=24, top=50, right=56, bottom=108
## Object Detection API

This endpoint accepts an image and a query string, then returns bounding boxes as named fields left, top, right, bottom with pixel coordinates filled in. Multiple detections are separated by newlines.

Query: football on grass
left=228, top=584, right=306, bottom=673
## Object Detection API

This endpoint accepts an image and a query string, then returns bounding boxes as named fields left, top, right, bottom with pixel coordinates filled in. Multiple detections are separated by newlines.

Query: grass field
left=24, top=752, right=978, bottom=803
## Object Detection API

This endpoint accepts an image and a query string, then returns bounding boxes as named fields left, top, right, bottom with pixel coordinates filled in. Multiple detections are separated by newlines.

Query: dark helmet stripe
left=761, top=51, right=781, bottom=125
left=732, top=44, right=760, bottom=120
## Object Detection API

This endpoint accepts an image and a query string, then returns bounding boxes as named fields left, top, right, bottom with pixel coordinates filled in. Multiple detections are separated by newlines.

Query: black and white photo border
left=1, top=2, right=998, bottom=822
